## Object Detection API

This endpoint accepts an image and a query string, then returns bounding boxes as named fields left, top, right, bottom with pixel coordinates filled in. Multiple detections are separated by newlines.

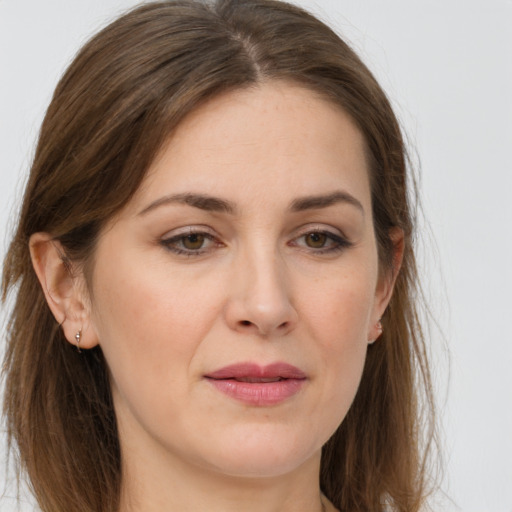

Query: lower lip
left=206, top=378, right=305, bottom=406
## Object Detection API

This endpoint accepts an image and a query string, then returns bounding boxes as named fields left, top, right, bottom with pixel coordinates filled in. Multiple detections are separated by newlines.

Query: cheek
left=317, top=287, right=370, bottom=390
left=92, top=249, right=219, bottom=339
left=88, top=252, right=225, bottom=399
left=297, top=268, right=375, bottom=422
left=300, top=270, right=375, bottom=350
left=88, top=258, right=229, bottom=445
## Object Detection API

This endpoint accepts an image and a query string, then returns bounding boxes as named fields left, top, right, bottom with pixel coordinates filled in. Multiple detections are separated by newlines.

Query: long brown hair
left=2, top=1, right=437, bottom=510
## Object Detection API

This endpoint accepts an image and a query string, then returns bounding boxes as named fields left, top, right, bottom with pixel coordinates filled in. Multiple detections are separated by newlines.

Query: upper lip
left=205, top=362, right=307, bottom=380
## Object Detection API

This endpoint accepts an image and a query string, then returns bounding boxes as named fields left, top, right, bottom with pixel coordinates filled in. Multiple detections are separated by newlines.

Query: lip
left=204, top=362, right=307, bottom=406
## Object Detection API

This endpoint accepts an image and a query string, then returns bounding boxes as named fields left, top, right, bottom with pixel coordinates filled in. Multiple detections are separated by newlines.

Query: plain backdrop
left=1, top=1, right=511, bottom=511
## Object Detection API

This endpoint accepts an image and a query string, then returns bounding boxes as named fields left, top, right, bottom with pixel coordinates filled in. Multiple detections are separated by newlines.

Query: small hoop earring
left=75, top=330, right=82, bottom=353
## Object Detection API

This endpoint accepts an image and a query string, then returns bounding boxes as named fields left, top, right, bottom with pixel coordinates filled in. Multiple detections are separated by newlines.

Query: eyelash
left=289, top=228, right=353, bottom=255
left=159, top=228, right=352, bottom=257
left=160, top=230, right=220, bottom=257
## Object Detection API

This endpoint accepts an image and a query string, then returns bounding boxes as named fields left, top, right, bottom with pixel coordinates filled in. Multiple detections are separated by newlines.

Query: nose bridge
left=226, top=239, right=297, bottom=336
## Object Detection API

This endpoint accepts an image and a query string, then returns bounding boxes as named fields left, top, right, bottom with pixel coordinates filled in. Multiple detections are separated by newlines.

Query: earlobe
left=29, top=233, right=99, bottom=349
left=368, top=319, right=383, bottom=344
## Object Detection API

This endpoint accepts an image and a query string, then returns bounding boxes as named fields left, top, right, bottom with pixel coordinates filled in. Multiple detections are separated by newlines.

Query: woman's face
left=85, top=82, right=391, bottom=478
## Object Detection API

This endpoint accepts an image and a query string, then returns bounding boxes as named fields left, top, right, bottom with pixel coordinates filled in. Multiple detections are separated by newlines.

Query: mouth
left=228, top=377, right=283, bottom=383
left=204, top=362, right=307, bottom=406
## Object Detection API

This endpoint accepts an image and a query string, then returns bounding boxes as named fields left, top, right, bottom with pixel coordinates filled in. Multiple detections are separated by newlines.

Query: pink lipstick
left=205, top=362, right=306, bottom=406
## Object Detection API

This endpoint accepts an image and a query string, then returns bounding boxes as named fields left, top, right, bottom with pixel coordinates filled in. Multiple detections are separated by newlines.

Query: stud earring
left=369, top=319, right=383, bottom=344
left=375, top=319, right=383, bottom=341
left=75, top=330, right=82, bottom=353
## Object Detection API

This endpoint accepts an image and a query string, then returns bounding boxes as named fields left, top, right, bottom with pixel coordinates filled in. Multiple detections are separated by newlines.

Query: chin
left=195, top=425, right=322, bottom=479
left=209, top=453, right=316, bottom=479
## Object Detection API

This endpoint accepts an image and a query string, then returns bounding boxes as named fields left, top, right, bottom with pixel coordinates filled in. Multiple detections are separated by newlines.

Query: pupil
left=307, top=233, right=326, bottom=248
left=184, top=234, right=204, bottom=249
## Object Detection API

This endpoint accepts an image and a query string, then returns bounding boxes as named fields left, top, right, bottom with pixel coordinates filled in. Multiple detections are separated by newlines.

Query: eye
left=290, top=228, right=352, bottom=254
left=160, top=229, right=221, bottom=256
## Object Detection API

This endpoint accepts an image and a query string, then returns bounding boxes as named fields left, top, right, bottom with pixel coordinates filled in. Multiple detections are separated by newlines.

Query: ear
left=367, top=227, right=404, bottom=344
left=29, top=233, right=99, bottom=349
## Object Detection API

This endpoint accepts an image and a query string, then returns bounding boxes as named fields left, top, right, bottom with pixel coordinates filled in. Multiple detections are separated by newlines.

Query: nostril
left=240, top=320, right=252, bottom=326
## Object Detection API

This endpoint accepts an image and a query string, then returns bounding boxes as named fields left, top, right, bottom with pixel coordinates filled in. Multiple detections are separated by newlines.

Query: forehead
left=128, top=81, right=371, bottom=214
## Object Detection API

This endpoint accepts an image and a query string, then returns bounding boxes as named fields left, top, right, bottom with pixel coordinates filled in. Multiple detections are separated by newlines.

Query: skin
left=31, top=82, right=401, bottom=512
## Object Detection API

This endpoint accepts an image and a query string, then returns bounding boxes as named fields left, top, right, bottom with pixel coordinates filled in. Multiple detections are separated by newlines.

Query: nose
left=224, top=248, right=298, bottom=337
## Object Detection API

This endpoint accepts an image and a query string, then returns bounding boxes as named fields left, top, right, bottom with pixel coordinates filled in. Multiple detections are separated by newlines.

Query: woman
left=2, top=0, right=436, bottom=511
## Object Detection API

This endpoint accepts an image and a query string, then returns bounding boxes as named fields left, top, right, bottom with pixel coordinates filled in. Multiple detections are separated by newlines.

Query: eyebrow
left=290, top=191, right=364, bottom=215
left=138, top=193, right=236, bottom=216
left=138, top=190, right=364, bottom=216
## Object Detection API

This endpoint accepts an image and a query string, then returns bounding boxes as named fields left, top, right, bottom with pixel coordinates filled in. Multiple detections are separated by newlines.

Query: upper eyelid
left=289, top=225, right=352, bottom=249
left=290, top=231, right=348, bottom=246
left=292, top=223, right=347, bottom=239
left=161, top=225, right=216, bottom=237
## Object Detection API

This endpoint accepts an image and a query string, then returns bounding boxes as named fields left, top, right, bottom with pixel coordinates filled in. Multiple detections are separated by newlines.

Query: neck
left=118, top=442, right=329, bottom=512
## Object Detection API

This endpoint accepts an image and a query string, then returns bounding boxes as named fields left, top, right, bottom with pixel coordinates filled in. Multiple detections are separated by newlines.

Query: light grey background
left=1, top=1, right=511, bottom=511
